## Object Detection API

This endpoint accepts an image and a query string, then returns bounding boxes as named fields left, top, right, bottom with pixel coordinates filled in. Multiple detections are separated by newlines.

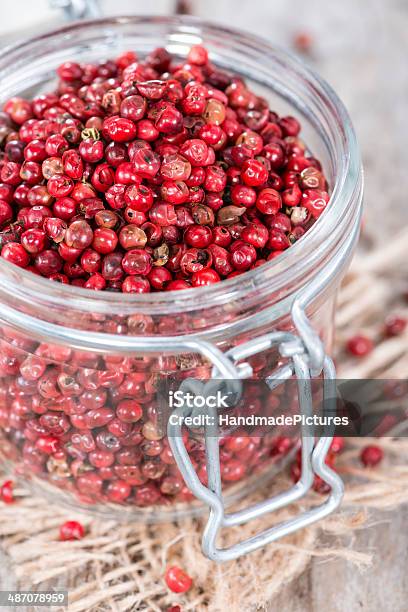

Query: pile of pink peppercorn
left=0, top=45, right=329, bottom=292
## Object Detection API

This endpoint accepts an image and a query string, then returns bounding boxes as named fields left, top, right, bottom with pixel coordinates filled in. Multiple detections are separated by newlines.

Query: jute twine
left=0, top=229, right=407, bottom=612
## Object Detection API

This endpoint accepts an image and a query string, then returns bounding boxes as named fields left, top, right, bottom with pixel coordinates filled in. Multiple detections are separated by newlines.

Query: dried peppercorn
left=0, top=45, right=329, bottom=292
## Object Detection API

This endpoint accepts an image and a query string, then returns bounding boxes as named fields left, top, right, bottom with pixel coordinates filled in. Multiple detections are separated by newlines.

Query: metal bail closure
left=167, top=319, right=344, bottom=562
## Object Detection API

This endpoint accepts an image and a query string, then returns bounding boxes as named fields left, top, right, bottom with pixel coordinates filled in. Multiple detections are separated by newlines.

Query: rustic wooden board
left=270, top=507, right=408, bottom=612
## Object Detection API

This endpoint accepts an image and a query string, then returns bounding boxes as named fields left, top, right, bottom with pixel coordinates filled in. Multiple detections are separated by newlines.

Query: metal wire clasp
left=167, top=320, right=343, bottom=561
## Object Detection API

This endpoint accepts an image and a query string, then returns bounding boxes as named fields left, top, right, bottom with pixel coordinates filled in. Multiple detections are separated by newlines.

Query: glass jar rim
left=0, top=15, right=362, bottom=317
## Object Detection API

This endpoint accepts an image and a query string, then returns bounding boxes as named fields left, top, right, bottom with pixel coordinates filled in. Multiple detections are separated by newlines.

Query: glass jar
left=0, top=16, right=362, bottom=550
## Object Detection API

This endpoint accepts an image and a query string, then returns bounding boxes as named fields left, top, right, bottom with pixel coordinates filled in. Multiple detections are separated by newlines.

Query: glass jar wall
left=0, top=17, right=362, bottom=520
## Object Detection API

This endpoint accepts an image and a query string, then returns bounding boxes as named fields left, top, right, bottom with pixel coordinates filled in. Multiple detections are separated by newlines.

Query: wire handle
left=167, top=224, right=361, bottom=561
left=168, top=327, right=343, bottom=562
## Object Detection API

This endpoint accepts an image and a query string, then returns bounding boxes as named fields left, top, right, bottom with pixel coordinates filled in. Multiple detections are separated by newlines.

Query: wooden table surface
left=0, top=1, right=407, bottom=610
left=271, top=508, right=408, bottom=611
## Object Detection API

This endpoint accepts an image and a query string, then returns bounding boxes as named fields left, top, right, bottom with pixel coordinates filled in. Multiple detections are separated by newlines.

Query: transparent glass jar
left=0, top=17, right=362, bottom=528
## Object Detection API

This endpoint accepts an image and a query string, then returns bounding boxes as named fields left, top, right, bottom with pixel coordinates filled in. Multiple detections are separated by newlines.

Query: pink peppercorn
left=360, top=445, right=383, bottom=467
left=384, top=315, right=407, bottom=338
left=165, top=566, right=193, bottom=594
left=0, top=480, right=15, bottom=504
left=59, top=520, right=85, bottom=541
left=346, top=334, right=374, bottom=357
